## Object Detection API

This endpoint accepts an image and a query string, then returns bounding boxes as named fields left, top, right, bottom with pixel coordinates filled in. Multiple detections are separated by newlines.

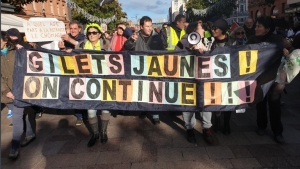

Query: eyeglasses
left=211, top=26, right=219, bottom=31
left=87, top=32, right=99, bottom=35
left=236, top=32, right=245, bottom=35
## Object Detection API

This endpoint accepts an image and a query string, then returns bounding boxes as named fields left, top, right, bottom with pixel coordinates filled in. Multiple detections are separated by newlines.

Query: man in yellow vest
left=161, top=14, right=186, bottom=50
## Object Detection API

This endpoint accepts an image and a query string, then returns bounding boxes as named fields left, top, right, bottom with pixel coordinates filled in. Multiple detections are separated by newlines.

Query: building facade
left=171, top=0, right=188, bottom=21
left=248, top=0, right=288, bottom=21
left=17, top=0, right=70, bottom=27
left=227, top=0, right=250, bottom=25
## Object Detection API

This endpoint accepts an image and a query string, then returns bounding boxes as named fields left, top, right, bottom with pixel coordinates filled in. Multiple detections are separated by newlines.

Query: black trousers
left=256, top=83, right=284, bottom=135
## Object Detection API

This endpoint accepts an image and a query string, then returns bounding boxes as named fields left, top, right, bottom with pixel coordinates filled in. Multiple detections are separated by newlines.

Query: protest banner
left=13, top=43, right=283, bottom=112
left=23, top=20, right=66, bottom=42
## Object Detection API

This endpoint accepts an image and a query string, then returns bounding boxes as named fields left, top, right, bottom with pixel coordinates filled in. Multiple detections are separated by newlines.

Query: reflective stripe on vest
left=166, top=27, right=186, bottom=50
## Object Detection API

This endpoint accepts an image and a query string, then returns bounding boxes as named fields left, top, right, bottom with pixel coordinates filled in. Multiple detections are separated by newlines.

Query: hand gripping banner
left=12, top=43, right=282, bottom=112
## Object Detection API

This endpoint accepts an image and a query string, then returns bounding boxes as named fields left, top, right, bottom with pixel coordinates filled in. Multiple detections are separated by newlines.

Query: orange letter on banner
left=204, top=82, right=222, bottom=105
left=117, top=80, right=133, bottom=102
left=23, top=76, right=43, bottom=99
left=73, top=54, right=92, bottom=74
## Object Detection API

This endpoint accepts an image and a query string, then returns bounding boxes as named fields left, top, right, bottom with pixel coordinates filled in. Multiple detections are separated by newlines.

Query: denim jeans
left=87, top=110, right=111, bottom=120
left=6, top=103, right=34, bottom=148
left=182, top=111, right=212, bottom=129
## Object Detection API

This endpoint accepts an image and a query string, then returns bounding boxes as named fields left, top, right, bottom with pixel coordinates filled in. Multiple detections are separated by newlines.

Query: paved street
left=1, top=75, right=300, bottom=169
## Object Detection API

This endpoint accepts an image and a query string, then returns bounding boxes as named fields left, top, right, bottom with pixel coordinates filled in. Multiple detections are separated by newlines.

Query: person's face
left=255, top=22, right=269, bottom=36
left=235, top=29, right=245, bottom=39
left=211, top=26, right=223, bottom=39
left=87, top=28, right=101, bottom=42
left=198, top=20, right=203, bottom=26
left=163, top=25, right=168, bottom=28
left=1, top=39, right=7, bottom=49
left=141, top=21, right=153, bottom=36
left=69, top=24, right=81, bottom=37
left=176, top=17, right=186, bottom=30
left=117, top=26, right=124, bottom=36
left=245, top=19, right=254, bottom=29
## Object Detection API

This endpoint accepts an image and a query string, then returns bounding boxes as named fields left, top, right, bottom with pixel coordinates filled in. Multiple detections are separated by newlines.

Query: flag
left=98, top=0, right=114, bottom=6
left=230, top=21, right=239, bottom=32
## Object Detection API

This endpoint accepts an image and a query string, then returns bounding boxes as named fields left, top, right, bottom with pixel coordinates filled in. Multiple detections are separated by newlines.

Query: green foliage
left=71, top=0, right=127, bottom=30
left=186, top=0, right=210, bottom=10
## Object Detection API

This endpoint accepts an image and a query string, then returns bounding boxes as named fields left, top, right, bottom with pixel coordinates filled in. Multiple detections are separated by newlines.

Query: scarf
left=84, top=40, right=101, bottom=50
left=1, top=47, right=8, bottom=56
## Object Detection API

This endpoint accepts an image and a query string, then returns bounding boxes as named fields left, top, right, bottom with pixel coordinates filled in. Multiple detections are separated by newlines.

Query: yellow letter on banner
left=239, top=50, right=258, bottom=75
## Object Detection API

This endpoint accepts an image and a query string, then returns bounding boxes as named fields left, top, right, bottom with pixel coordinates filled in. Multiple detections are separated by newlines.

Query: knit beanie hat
left=213, top=19, right=229, bottom=34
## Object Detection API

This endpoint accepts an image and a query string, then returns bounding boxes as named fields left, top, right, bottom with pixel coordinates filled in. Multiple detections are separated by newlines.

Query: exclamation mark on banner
left=246, top=51, right=251, bottom=73
left=227, top=83, right=233, bottom=104
left=211, top=83, right=215, bottom=104
left=245, top=81, right=251, bottom=102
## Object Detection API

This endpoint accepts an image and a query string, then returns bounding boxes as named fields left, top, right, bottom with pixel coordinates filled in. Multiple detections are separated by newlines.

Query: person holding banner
left=124, top=16, right=165, bottom=124
left=246, top=16, right=293, bottom=144
left=1, top=28, right=36, bottom=159
left=68, top=23, right=111, bottom=147
left=58, top=21, right=85, bottom=126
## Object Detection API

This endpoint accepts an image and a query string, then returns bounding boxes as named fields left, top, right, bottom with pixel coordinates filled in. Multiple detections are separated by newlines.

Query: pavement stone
left=205, top=146, right=235, bottom=159
left=230, top=158, right=262, bottom=168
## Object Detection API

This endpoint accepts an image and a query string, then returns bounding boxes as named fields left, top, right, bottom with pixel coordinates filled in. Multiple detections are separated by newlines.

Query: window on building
left=57, top=2, right=60, bottom=16
left=240, top=5, right=244, bottom=12
left=50, top=2, right=53, bottom=14
left=240, top=18, right=244, bottom=22
left=33, top=1, right=36, bottom=12
left=282, top=3, right=286, bottom=13
left=240, top=0, right=244, bottom=3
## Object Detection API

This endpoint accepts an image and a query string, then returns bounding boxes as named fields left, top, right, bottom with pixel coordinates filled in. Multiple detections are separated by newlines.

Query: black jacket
left=124, top=30, right=164, bottom=51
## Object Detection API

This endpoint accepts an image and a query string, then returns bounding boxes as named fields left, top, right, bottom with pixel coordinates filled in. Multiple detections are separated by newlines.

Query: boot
left=9, top=140, right=20, bottom=159
left=203, top=127, right=214, bottom=145
left=87, top=123, right=99, bottom=147
left=223, top=112, right=231, bottom=135
left=186, top=129, right=196, bottom=143
left=101, top=120, right=109, bottom=143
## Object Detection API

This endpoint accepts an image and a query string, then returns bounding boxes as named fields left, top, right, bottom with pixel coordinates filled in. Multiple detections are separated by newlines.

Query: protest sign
left=23, top=21, right=66, bottom=42
left=13, top=43, right=283, bottom=112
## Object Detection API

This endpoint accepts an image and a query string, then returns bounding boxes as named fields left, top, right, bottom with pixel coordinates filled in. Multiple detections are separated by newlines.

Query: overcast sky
left=118, top=0, right=170, bottom=23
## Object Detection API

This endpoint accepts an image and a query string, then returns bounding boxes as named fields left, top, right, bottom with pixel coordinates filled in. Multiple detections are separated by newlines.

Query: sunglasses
left=211, top=26, right=219, bottom=31
left=87, top=32, right=99, bottom=35
left=236, top=32, right=245, bottom=35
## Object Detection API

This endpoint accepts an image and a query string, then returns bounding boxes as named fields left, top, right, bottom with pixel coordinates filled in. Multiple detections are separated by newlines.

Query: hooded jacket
left=124, top=30, right=164, bottom=51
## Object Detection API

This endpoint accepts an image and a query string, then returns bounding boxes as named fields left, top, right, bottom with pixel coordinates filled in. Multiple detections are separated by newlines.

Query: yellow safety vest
left=166, top=27, right=185, bottom=50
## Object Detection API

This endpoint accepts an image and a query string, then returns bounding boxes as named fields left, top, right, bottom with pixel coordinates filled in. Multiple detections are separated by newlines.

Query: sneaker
left=35, top=112, right=42, bottom=119
left=274, top=134, right=285, bottom=144
left=75, top=118, right=83, bottom=126
left=256, top=128, right=265, bottom=136
left=7, top=109, right=13, bottom=118
left=152, top=118, right=160, bottom=125
left=203, top=128, right=214, bottom=145
left=187, top=129, right=196, bottom=143
left=8, top=149, right=19, bottom=159
left=21, top=135, right=36, bottom=147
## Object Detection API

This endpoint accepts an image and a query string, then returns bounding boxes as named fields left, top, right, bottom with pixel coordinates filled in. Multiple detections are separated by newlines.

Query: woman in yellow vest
left=71, top=23, right=111, bottom=147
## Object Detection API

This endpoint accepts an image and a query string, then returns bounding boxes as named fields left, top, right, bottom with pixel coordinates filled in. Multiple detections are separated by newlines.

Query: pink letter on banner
left=149, top=81, right=164, bottom=104
left=69, top=78, right=86, bottom=100
left=106, top=54, right=124, bottom=75
left=238, top=80, right=257, bottom=104
left=27, top=51, right=45, bottom=74
left=196, top=56, right=212, bottom=79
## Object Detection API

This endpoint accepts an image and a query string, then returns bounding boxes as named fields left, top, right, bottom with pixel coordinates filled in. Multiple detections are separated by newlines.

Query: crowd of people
left=1, top=14, right=300, bottom=160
